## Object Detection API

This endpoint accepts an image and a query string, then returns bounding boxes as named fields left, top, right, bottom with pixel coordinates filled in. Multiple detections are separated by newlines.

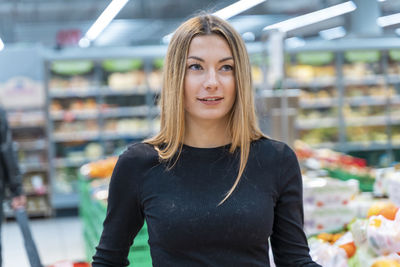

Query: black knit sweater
left=92, top=137, right=321, bottom=267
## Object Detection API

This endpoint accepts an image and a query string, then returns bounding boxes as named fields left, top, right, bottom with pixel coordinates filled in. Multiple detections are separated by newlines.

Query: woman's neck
left=184, top=119, right=231, bottom=148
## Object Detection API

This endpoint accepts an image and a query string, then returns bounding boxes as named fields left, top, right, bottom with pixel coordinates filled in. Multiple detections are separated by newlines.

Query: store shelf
left=16, top=139, right=47, bottom=151
left=49, top=88, right=99, bottom=98
left=25, top=188, right=49, bottom=197
left=100, top=86, right=150, bottom=96
left=10, top=124, right=46, bottom=130
left=300, top=98, right=338, bottom=109
left=50, top=110, right=98, bottom=120
left=285, top=78, right=336, bottom=89
left=101, top=106, right=158, bottom=118
left=386, top=74, right=400, bottom=84
left=20, top=162, right=48, bottom=172
left=296, top=117, right=338, bottom=130
left=345, top=115, right=390, bottom=127
left=53, top=131, right=100, bottom=142
left=345, top=95, right=390, bottom=106
left=54, top=157, right=102, bottom=168
left=343, top=75, right=386, bottom=86
left=102, top=131, right=151, bottom=140
left=300, top=95, right=396, bottom=109
left=45, top=57, right=163, bottom=211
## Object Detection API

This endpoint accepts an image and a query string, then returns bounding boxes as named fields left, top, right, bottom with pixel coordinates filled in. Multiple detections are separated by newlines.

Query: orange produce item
left=368, top=202, right=399, bottom=220
left=371, top=259, right=400, bottom=267
left=86, top=157, right=118, bottom=178
left=339, top=242, right=356, bottom=258
left=380, top=205, right=399, bottom=220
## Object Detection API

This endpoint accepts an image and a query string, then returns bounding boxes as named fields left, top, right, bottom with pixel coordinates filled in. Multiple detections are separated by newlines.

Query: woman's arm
left=92, top=147, right=145, bottom=267
left=270, top=144, right=321, bottom=267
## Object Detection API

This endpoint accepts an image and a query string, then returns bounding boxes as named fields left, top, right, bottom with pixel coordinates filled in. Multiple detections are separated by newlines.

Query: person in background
left=0, top=106, right=26, bottom=267
left=93, top=14, right=321, bottom=267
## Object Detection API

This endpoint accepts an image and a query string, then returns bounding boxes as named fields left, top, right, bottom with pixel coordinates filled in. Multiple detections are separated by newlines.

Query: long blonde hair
left=145, top=14, right=265, bottom=204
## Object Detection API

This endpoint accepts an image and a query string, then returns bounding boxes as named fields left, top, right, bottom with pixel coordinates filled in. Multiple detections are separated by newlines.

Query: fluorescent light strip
left=263, top=1, right=356, bottom=32
left=319, top=26, right=346, bottom=40
left=0, top=38, right=4, bottom=51
left=162, top=0, right=267, bottom=44
left=377, top=13, right=400, bottom=27
left=213, top=0, right=267, bottom=20
left=84, top=0, right=129, bottom=42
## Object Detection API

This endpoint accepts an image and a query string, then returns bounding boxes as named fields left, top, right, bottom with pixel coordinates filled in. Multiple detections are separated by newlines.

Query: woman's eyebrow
left=219, top=57, right=234, bottom=63
left=187, top=56, right=234, bottom=63
left=187, top=56, right=204, bottom=62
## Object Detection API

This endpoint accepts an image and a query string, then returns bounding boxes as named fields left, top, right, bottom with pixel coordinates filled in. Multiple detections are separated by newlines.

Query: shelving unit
left=43, top=48, right=165, bottom=211
left=278, top=39, right=400, bottom=166
left=5, top=108, right=52, bottom=218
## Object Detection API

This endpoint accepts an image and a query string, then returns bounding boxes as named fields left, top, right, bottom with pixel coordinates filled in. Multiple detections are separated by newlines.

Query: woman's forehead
left=187, top=34, right=233, bottom=58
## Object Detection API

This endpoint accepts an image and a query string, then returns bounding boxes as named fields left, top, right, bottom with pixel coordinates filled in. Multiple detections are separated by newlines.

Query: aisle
left=3, top=216, right=87, bottom=267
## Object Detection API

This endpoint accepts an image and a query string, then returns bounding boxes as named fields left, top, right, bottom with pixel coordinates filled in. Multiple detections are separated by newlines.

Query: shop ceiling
left=0, top=0, right=400, bottom=48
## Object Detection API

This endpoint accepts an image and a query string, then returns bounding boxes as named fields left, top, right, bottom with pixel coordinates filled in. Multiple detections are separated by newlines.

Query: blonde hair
left=145, top=14, right=265, bottom=204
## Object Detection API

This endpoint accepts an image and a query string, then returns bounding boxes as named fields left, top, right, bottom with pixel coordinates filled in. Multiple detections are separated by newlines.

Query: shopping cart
left=14, top=208, right=43, bottom=267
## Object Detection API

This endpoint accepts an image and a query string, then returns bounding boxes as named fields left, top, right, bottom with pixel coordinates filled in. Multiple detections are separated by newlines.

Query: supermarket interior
left=1, top=0, right=400, bottom=266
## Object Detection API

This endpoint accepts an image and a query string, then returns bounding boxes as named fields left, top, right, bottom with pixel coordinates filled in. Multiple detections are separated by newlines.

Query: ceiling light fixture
left=79, top=0, right=129, bottom=47
left=377, top=13, right=400, bottom=27
left=213, top=0, right=267, bottom=20
left=162, top=0, right=267, bottom=44
left=0, top=38, right=4, bottom=51
left=319, top=26, right=346, bottom=40
left=263, top=1, right=356, bottom=32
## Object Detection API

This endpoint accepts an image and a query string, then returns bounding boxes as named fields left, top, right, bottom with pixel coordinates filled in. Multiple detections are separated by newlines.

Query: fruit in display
left=339, top=241, right=356, bottom=258
left=367, top=202, right=399, bottom=220
left=81, top=156, right=118, bottom=178
left=371, top=259, right=400, bottom=267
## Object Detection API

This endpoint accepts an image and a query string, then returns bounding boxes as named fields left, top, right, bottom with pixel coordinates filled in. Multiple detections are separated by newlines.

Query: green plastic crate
left=325, top=168, right=375, bottom=192
left=78, top=175, right=152, bottom=266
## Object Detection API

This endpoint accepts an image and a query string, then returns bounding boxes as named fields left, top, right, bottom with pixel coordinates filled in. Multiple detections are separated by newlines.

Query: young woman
left=92, top=14, right=321, bottom=267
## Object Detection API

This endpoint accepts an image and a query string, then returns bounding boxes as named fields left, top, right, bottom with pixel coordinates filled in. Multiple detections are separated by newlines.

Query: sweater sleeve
left=92, top=146, right=145, bottom=267
left=0, top=108, right=23, bottom=197
left=270, top=144, right=321, bottom=267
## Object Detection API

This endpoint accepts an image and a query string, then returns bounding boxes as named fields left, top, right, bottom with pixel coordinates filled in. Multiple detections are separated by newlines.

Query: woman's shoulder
left=118, top=142, right=160, bottom=168
left=251, top=137, right=294, bottom=157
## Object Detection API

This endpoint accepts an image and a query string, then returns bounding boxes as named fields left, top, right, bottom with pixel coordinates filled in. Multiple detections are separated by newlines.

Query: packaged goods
left=309, top=238, right=349, bottom=267
left=303, top=177, right=358, bottom=235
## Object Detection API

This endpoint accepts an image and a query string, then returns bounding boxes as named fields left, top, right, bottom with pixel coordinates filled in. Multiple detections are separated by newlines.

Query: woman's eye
left=221, top=65, right=233, bottom=71
left=188, top=64, right=202, bottom=70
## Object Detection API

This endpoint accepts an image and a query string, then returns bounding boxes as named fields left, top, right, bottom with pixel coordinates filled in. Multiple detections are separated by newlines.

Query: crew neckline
left=182, top=143, right=232, bottom=150
left=181, top=143, right=233, bottom=158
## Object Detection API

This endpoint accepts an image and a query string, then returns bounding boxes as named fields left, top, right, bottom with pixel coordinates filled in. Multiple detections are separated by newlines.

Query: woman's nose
left=204, top=69, right=218, bottom=90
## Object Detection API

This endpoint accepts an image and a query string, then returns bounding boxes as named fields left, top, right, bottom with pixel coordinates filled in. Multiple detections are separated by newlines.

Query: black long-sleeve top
left=0, top=107, right=22, bottom=197
left=93, top=137, right=321, bottom=267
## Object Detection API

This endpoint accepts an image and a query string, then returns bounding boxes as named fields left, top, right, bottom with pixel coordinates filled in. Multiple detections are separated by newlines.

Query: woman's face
left=184, top=34, right=236, bottom=126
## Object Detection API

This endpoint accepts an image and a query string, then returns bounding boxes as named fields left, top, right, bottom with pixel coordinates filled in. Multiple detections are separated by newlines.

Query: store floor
left=3, top=216, right=87, bottom=267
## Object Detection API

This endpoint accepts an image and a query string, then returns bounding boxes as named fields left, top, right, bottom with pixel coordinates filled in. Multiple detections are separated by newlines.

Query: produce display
left=308, top=202, right=400, bottom=267
left=303, top=176, right=359, bottom=235
left=294, top=139, right=400, bottom=266
left=295, top=140, right=375, bottom=191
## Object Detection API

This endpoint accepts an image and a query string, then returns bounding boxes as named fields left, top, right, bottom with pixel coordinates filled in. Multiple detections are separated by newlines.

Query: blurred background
left=1, top=0, right=400, bottom=266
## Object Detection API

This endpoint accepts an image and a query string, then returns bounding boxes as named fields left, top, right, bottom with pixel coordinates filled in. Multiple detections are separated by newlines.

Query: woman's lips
left=197, top=97, right=224, bottom=105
